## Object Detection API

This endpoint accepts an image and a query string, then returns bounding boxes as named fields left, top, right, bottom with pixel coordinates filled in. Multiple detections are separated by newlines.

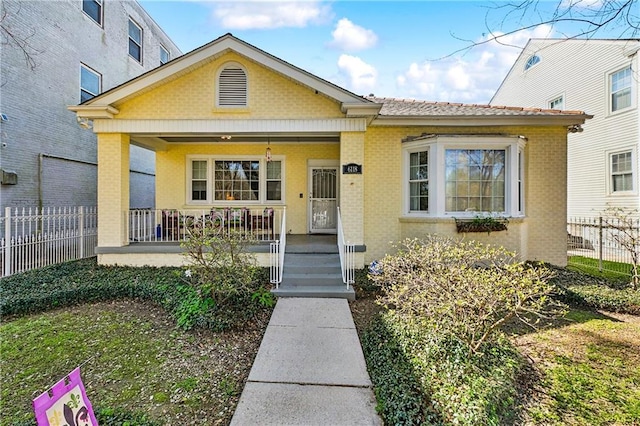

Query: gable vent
left=218, top=67, right=247, bottom=107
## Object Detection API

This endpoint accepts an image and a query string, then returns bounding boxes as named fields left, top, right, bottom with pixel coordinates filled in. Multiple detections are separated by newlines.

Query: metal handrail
left=337, top=207, right=355, bottom=289
left=270, top=207, right=286, bottom=287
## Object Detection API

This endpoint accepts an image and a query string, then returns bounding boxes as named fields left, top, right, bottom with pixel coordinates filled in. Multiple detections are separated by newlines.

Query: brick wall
left=0, top=0, right=179, bottom=210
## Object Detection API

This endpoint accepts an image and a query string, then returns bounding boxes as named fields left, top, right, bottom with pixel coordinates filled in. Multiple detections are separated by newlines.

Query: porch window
left=214, top=160, right=260, bottom=201
left=187, top=156, right=283, bottom=204
left=266, top=161, right=282, bottom=201
left=403, top=135, right=524, bottom=217
left=191, top=160, right=208, bottom=201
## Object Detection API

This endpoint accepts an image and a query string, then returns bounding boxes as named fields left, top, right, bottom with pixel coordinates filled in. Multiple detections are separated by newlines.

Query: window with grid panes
left=191, top=160, right=208, bottom=201
left=611, top=151, right=633, bottom=192
left=409, top=150, right=429, bottom=211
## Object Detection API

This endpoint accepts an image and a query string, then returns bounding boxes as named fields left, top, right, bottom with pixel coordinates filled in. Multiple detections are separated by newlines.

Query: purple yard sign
left=32, top=368, right=98, bottom=426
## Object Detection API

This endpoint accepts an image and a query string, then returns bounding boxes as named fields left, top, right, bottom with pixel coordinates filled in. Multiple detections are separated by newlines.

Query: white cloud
left=329, top=18, right=378, bottom=51
left=337, top=54, right=377, bottom=93
left=212, top=1, right=332, bottom=30
left=396, top=25, right=555, bottom=103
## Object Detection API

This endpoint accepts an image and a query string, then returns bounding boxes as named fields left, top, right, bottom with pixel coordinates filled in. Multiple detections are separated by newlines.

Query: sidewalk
left=231, top=298, right=382, bottom=425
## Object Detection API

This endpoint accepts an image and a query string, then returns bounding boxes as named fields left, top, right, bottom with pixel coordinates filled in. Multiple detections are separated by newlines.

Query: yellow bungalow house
left=69, top=34, right=590, bottom=299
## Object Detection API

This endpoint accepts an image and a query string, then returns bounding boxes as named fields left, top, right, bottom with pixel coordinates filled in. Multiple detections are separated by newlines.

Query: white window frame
left=609, top=65, right=634, bottom=114
left=160, top=45, right=169, bottom=65
left=79, top=63, right=101, bottom=103
left=82, top=0, right=103, bottom=26
left=186, top=155, right=285, bottom=205
left=524, top=54, right=540, bottom=71
left=607, top=148, right=637, bottom=195
left=128, top=18, right=143, bottom=64
left=403, top=135, right=525, bottom=218
left=548, top=94, right=564, bottom=110
left=216, top=62, right=248, bottom=108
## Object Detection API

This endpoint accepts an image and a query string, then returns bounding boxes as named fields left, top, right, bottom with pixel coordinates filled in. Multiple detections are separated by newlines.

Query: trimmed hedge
left=0, top=257, right=271, bottom=331
left=361, top=311, right=524, bottom=425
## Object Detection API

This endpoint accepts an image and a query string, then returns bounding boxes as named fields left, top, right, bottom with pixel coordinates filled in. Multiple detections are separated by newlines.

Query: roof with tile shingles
left=366, top=96, right=588, bottom=117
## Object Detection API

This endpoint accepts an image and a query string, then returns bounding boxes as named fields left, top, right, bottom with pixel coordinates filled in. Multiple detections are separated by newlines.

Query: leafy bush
left=181, top=227, right=259, bottom=305
left=0, top=258, right=272, bottom=331
left=370, top=236, right=564, bottom=353
left=362, top=311, right=525, bottom=425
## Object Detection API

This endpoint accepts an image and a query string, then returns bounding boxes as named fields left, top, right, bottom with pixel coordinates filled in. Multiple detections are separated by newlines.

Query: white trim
left=608, top=64, right=635, bottom=115
left=548, top=93, right=565, bottom=110
left=160, top=44, right=169, bottom=65
left=606, top=147, right=637, bottom=196
left=91, top=118, right=367, bottom=133
left=77, top=34, right=372, bottom=108
left=82, top=0, right=103, bottom=27
left=402, top=135, right=525, bottom=218
left=80, top=63, right=101, bottom=103
left=216, top=61, right=248, bottom=108
left=128, top=18, right=143, bottom=64
left=186, top=154, right=286, bottom=205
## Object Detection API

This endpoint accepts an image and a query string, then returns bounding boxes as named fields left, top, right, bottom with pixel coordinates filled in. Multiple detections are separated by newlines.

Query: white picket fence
left=0, top=206, right=98, bottom=277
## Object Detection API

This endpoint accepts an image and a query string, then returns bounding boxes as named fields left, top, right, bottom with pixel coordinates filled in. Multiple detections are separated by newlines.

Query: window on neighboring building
left=404, top=136, right=525, bottom=216
left=160, top=45, right=169, bottom=65
left=549, top=95, right=564, bottom=110
left=408, top=150, right=429, bottom=212
left=128, top=18, right=143, bottom=63
left=82, top=0, right=102, bottom=25
left=217, top=64, right=247, bottom=107
left=524, top=54, right=540, bottom=71
left=80, top=64, right=101, bottom=103
left=610, top=65, right=632, bottom=112
left=187, top=156, right=283, bottom=204
left=611, top=151, right=634, bottom=192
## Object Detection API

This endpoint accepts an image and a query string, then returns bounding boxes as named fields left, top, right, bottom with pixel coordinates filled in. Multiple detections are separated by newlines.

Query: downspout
left=38, top=153, right=43, bottom=212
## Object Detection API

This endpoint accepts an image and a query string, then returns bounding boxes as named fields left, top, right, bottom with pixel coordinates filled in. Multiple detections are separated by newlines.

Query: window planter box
left=454, top=217, right=509, bottom=234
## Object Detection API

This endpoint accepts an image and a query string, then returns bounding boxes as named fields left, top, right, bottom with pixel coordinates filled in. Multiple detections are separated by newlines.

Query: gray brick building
left=0, top=0, right=181, bottom=210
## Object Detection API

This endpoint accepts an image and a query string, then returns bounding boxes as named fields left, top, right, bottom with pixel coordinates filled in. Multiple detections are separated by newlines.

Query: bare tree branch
left=436, top=0, right=638, bottom=61
left=0, top=3, right=42, bottom=71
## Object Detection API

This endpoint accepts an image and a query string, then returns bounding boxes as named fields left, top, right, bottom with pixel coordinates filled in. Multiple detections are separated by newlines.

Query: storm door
left=308, top=167, right=338, bottom=233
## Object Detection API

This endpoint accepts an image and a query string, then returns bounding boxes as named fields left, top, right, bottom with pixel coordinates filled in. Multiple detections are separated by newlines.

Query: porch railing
left=1, top=206, right=98, bottom=277
left=270, top=207, right=286, bottom=287
left=337, top=207, right=355, bottom=289
left=128, top=207, right=282, bottom=243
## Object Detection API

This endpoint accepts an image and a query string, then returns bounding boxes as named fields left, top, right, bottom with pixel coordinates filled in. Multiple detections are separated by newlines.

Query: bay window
left=404, top=135, right=525, bottom=217
left=187, top=156, right=283, bottom=204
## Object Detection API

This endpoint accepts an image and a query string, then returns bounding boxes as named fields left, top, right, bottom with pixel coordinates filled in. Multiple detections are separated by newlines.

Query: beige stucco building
left=69, top=34, right=590, bottom=272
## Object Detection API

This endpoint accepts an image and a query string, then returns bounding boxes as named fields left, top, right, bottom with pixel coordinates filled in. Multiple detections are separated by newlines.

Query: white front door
left=309, top=166, right=338, bottom=233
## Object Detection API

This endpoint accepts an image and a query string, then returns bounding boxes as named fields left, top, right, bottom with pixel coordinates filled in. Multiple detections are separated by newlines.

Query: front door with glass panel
left=309, top=167, right=338, bottom=233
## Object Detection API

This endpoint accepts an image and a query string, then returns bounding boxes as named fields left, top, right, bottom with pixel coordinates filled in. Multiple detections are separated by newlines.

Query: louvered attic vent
left=218, top=67, right=247, bottom=107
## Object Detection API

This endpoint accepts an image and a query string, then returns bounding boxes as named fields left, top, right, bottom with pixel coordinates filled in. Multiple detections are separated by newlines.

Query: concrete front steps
left=272, top=252, right=356, bottom=301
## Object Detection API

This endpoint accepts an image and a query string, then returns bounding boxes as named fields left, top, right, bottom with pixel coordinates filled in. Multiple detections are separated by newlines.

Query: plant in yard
left=369, top=235, right=565, bottom=354
left=180, top=226, right=259, bottom=305
left=601, top=206, right=640, bottom=290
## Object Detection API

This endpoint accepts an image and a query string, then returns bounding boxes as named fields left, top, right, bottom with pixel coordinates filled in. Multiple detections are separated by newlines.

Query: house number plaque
left=342, top=163, right=362, bottom=174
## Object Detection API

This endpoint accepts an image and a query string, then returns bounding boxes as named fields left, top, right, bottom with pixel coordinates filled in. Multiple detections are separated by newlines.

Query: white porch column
left=339, top=132, right=365, bottom=245
left=97, top=133, right=130, bottom=247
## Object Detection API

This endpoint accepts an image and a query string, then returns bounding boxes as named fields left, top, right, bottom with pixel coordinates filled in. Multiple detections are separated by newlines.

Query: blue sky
left=139, top=0, right=622, bottom=104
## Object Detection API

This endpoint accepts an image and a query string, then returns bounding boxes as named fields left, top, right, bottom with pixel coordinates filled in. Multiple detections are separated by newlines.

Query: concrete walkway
left=231, top=298, right=382, bottom=425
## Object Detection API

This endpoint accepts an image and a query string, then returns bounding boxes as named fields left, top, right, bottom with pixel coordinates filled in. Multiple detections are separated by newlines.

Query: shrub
left=362, top=311, right=525, bottom=425
left=370, top=235, right=564, bottom=354
left=0, top=258, right=272, bottom=331
left=181, top=227, right=259, bottom=305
